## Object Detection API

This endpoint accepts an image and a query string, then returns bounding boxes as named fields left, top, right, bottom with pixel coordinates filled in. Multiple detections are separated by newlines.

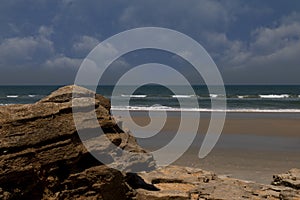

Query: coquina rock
left=0, top=85, right=155, bottom=199
left=272, top=168, right=300, bottom=189
left=133, top=166, right=300, bottom=200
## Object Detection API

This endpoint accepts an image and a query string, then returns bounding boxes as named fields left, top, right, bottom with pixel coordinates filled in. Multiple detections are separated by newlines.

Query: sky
left=0, top=0, right=300, bottom=85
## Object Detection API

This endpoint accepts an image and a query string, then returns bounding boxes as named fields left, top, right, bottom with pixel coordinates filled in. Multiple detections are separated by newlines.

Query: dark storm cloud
left=220, top=12, right=300, bottom=84
left=0, top=0, right=299, bottom=84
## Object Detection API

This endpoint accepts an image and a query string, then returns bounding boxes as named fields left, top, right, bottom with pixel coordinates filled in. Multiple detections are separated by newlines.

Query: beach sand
left=114, top=111, right=300, bottom=184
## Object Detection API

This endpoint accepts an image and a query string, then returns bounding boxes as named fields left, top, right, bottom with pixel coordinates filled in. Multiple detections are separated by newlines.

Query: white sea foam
left=217, top=109, right=300, bottom=113
left=121, top=94, right=147, bottom=98
left=172, top=95, right=195, bottom=98
left=112, top=105, right=173, bottom=111
left=259, top=94, right=289, bottom=99
left=6, top=95, right=18, bottom=98
left=209, top=94, right=227, bottom=98
left=0, top=103, right=12, bottom=106
left=209, top=94, right=218, bottom=98
left=28, top=95, right=36, bottom=97
left=111, top=106, right=300, bottom=113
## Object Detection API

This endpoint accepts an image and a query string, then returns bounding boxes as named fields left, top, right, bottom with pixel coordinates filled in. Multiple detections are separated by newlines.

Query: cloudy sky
left=0, top=0, right=300, bottom=85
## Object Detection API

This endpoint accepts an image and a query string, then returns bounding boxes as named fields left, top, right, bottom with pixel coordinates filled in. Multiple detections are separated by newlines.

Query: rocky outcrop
left=134, top=166, right=300, bottom=200
left=272, top=168, right=300, bottom=189
left=1, top=85, right=300, bottom=200
left=0, top=85, right=154, bottom=199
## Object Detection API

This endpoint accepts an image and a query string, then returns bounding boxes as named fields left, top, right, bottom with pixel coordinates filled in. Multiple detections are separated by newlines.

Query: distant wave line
left=117, top=94, right=300, bottom=99
left=6, top=95, right=18, bottom=98
left=259, top=94, right=290, bottom=99
left=121, top=94, right=147, bottom=98
left=172, top=95, right=196, bottom=98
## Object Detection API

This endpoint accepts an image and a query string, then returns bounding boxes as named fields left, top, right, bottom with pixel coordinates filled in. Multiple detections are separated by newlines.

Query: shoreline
left=112, top=109, right=300, bottom=116
left=111, top=108, right=300, bottom=113
left=116, top=110, right=300, bottom=184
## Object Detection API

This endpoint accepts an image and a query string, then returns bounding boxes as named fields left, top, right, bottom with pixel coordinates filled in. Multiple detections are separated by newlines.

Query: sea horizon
left=1, top=85, right=300, bottom=113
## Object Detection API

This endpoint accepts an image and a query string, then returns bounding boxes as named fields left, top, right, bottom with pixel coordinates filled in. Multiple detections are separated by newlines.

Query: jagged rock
left=39, top=85, right=111, bottom=111
left=52, top=165, right=131, bottom=200
left=279, top=189, right=300, bottom=200
left=0, top=85, right=155, bottom=199
left=272, top=168, right=300, bottom=189
left=134, top=165, right=300, bottom=200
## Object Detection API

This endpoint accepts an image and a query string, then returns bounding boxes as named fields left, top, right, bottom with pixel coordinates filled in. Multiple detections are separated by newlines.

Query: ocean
left=1, top=85, right=300, bottom=112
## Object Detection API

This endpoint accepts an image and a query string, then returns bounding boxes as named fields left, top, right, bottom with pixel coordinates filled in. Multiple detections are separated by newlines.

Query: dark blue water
left=0, top=86, right=62, bottom=105
left=1, top=85, right=300, bottom=112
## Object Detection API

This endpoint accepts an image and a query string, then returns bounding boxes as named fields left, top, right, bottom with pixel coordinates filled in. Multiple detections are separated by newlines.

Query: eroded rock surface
left=0, top=85, right=154, bottom=199
left=135, top=166, right=300, bottom=200
left=272, top=168, right=300, bottom=189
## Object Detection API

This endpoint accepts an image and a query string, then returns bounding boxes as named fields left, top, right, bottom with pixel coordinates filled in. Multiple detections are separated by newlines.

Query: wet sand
left=114, top=111, right=300, bottom=184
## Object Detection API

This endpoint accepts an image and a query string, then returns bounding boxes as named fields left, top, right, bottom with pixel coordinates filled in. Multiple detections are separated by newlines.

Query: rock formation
left=0, top=85, right=154, bottom=199
left=272, top=168, right=300, bottom=189
left=135, top=165, right=300, bottom=200
left=0, top=85, right=300, bottom=200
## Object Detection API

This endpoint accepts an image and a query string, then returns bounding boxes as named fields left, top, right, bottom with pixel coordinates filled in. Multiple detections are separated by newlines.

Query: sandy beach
left=116, top=111, right=300, bottom=184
